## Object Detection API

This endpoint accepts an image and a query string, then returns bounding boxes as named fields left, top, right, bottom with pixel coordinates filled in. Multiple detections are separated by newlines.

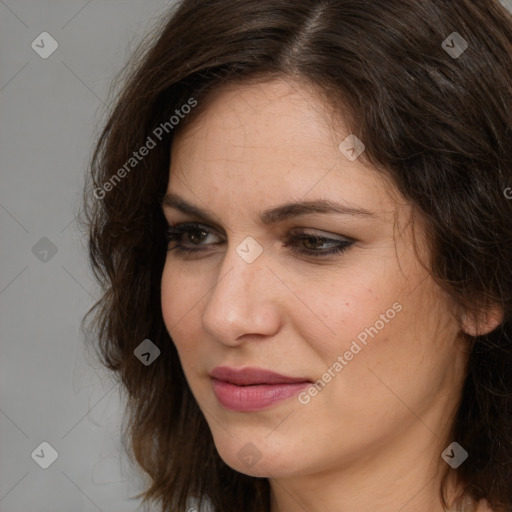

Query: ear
left=460, top=303, right=504, bottom=337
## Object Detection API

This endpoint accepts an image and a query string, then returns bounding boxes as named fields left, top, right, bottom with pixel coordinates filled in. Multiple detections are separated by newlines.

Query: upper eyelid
left=166, top=221, right=353, bottom=243
left=166, top=222, right=224, bottom=241
left=167, top=221, right=222, bottom=235
left=165, top=218, right=224, bottom=234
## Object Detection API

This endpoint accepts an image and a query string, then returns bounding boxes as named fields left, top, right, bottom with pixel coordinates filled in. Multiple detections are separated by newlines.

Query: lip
left=210, top=366, right=312, bottom=411
left=210, top=366, right=311, bottom=385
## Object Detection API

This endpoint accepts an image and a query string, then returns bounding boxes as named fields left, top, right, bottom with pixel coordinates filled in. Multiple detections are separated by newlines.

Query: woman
left=81, top=1, right=512, bottom=511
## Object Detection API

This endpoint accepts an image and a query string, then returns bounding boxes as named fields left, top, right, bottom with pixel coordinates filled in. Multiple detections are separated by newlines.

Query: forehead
left=172, top=78, right=339, bottom=161
left=167, top=78, right=398, bottom=217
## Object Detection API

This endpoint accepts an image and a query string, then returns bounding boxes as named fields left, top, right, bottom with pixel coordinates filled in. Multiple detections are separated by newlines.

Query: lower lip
left=211, top=378, right=310, bottom=411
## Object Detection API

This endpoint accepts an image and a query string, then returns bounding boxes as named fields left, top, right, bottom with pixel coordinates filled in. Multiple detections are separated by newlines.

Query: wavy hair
left=80, top=1, right=512, bottom=511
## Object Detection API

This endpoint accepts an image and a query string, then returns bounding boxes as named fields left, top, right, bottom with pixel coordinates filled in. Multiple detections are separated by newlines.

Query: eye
left=165, top=222, right=222, bottom=254
left=283, top=232, right=354, bottom=257
left=165, top=223, right=354, bottom=258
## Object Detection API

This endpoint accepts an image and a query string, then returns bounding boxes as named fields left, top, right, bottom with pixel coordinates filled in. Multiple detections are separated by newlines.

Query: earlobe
left=460, top=304, right=504, bottom=337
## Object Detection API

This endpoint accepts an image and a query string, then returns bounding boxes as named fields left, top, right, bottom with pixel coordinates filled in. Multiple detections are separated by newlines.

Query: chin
left=213, top=438, right=304, bottom=478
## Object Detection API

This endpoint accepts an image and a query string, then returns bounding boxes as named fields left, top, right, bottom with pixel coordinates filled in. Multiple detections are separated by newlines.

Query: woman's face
left=160, top=78, right=467, bottom=482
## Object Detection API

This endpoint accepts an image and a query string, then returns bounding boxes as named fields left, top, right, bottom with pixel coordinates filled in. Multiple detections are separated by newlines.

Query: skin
left=160, top=77, right=498, bottom=512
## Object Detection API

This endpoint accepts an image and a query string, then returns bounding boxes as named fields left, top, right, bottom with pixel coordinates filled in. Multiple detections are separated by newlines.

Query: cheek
left=160, top=262, right=198, bottom=344
left=305, top=281, right=398, bottom=353
left=300, top=272, right=419, bottom=388
left=334, top=288, right=458, bottom=401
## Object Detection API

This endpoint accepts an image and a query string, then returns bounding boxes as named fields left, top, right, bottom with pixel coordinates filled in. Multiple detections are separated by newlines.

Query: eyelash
left=164, top=222, right=354, bottom=258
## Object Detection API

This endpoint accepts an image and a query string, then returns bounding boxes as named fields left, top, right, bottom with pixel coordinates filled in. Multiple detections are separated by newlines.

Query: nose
left=201, top=241, right=282, bottom=346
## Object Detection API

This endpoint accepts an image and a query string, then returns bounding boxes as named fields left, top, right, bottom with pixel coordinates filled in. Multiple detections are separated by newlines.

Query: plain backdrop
left=0, top=1, right=178, bottom=511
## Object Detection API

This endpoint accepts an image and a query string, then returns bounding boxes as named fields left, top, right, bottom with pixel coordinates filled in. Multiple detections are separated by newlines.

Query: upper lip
left=210, top=366, right=312, bottom=386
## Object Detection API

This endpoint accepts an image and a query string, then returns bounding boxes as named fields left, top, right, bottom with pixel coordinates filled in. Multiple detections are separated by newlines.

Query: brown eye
left=302, top=236, right=325, bottom=250
left=165, top=222, right=222, bottom=254
left=284, top=233, right=354, bottom=258
left=186, top=229, right=209, bottom=245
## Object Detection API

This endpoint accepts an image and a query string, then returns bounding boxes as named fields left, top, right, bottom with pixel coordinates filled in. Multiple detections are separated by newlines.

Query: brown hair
left=80, top=1, right=512, bottom=511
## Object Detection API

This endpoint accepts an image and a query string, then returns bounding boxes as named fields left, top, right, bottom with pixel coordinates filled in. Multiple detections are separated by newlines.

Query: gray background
left=0, top=1, right=177, bottom=511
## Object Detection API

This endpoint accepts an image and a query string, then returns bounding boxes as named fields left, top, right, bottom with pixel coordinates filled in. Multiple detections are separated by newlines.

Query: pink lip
left=210, top=366, right=311, bottom=411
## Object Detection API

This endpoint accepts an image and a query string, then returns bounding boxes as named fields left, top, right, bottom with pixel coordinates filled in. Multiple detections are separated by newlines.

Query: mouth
left=210, top=366, right=312, bottom=411
left=210, top=366, right=312, bottom=385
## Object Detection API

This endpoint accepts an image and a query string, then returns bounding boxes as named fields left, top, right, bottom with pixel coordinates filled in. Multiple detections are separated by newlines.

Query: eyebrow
left=161, top=192, right=376, bottom=226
